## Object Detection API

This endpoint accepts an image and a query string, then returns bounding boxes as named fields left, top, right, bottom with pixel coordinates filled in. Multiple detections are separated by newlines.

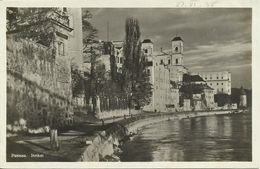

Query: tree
left=82, top=9, right=107, bottom=114
left=214, top=93, right=230, bottom=107
left=82, top=9, right=98, bottom=47
left=71, top=68, right=85, bottom=97
left=7, top=8, right=69, bottom=47
left=122, top=17, right=152, bottom=111
left=133, top=51, right=152, bottom=109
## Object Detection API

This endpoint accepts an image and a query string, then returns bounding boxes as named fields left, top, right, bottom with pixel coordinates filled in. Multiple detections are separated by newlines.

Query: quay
left=7, top=109, right=248, bottom=162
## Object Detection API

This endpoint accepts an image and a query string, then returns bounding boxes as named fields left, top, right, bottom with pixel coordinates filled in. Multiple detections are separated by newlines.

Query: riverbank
left=126, top=109, right=247, bottom=133
left=80, top=109, right=248, bottom=161
left=120, top=111, right=252, bottom=161
left=7, top=109, right=248, bottom=162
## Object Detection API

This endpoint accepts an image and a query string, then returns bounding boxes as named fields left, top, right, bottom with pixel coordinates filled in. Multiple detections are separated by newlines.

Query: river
left=120, top=113, right=251, bottom=161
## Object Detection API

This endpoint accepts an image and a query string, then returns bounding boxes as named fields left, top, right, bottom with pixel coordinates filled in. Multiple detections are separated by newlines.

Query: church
left=142, top=36, right=230, bottom=112
left=142, top=37, right=188, bottom=112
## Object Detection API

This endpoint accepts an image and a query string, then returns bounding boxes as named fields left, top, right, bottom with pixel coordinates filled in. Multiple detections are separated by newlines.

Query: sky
left=85, top=8, right=252, bottom=89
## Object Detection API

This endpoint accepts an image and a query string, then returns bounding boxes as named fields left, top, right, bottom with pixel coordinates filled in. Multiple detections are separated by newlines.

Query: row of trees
left=72, top=10, right=152, bottom=114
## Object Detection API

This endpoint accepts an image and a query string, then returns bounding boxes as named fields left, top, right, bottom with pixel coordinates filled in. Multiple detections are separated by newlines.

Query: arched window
left=175, top=47, right=178, bottom=52
left=176, top=59, right=178, bottom=64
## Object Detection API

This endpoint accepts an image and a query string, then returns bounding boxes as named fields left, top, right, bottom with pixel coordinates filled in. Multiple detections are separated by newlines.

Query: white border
left=0, top=0, right=259, bottom=168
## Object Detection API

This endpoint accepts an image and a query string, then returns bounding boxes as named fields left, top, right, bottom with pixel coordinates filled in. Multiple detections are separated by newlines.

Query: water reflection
left=120, top=113, right=251, bottom=161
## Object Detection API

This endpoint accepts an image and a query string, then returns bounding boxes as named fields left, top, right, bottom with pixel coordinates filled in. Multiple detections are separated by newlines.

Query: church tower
left=142, top=39, right=153, bottom=56
left=239, top=86, right=247, bottom=108
left=171, top=36, right=184, bottom=66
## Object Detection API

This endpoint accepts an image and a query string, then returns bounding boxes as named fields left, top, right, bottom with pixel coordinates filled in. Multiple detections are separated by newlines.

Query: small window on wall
left=175, top=47, right=178, bottom=52
left=58, top=41, right=65, bottom=56
left=145, top=49, right=148, bottom=53
left=176, top=59, right=178, bottom=64
left=168, top=59, right=171, bottom=65
left=147, top=69, right=150, bottom=75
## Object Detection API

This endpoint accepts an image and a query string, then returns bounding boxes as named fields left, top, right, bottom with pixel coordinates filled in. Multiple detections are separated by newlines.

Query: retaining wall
left=79, top=109, right=238, bottom=161
left=7, top=36, right=73, bottom=130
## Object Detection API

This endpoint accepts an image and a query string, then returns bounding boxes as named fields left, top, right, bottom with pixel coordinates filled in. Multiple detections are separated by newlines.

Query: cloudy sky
left=86, top=8, right=252, bottom=89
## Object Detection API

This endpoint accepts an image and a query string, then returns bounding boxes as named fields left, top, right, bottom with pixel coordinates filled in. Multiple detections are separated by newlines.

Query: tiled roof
left=183, top=74, right=205, bottom=82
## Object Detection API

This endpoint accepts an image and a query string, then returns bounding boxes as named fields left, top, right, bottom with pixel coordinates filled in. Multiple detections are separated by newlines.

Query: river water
left=120, top=113, right=251, bottom=161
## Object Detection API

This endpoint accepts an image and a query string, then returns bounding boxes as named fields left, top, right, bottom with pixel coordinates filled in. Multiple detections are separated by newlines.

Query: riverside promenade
left=7, top=109, right=247, bottom=162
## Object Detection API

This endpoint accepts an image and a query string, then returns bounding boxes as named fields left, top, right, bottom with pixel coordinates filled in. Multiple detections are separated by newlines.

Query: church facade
left=142, top=37, right=187, bottom=112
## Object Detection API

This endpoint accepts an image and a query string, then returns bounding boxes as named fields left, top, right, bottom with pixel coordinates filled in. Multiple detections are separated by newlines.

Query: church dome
left=142, top=39, right=153, bottom=43
left=172, top=36, right=183, bottom=41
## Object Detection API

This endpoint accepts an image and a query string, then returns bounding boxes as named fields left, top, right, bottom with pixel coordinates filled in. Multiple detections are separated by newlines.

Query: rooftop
left=183, top=74, right=205, bottom=83
left=142, top=39, right=153, bottom=43
left=172, top=36, right=183, bottom=42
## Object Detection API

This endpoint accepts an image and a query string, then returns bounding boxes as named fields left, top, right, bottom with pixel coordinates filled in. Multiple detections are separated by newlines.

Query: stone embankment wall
left=79, top=123, right=127, bottom=161
left=79, top=110, right=238, bottom=161
left=7, top=36, right=73, bottom=130
left=96, top=109, right=139, bottom=119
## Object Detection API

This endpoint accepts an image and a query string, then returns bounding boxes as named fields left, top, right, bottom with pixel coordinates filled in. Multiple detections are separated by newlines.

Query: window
left=147, top=69, right=150, bottom=75
left=58, top=41, right=65, bottom=55
left=205, top=77, right=207, bottom=80
left=217, top=76, right=219, bottom=79
left=175, top=47, right=178, bottom=52
left=168, top=59, right=171, bottom=65
left=221, top=83, right=223, bottom=85
left=176, top=59, right=178, bottom=64
left=221, top=77, right=223, bottom=79
left=145, top=49, right=148, bottom=53
left=120, top=57, right=123, bottom=64
left=217, top=83, right=219, bottom=85
left=117, top=51, right=119, bottom=55
left=160, top=60, right=163, bottom=65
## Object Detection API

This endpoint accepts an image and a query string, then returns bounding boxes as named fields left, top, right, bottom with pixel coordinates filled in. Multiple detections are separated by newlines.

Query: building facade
left=192, top=71, right=231, bottom=95
left=112, top=41, right=124, bottom=72
left=142, top=38, right=182, bottom=112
